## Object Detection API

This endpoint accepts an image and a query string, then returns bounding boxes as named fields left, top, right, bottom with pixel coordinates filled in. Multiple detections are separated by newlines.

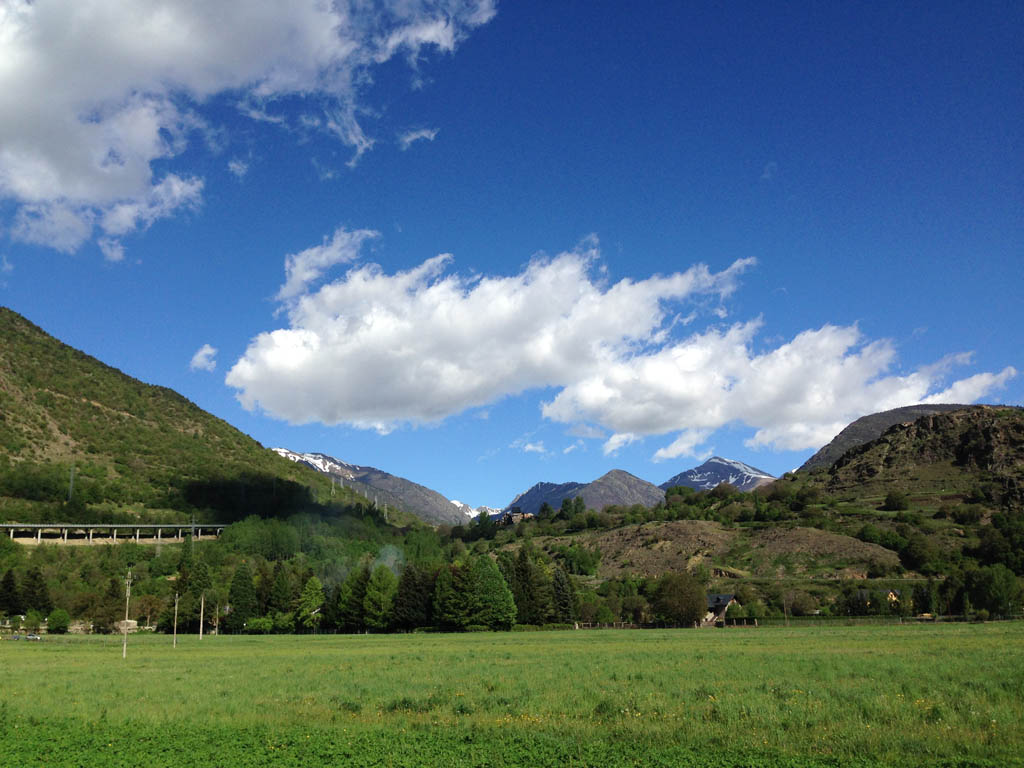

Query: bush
left=46, top=608, right=71, bottom=634
left=245, top=616, right=273, bottom=634
left=882, top=491, right=910, bottom=511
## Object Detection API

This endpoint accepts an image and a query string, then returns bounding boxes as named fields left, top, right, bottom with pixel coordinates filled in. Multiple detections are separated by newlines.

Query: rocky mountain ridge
left=800, top=404, right=969, bottom=472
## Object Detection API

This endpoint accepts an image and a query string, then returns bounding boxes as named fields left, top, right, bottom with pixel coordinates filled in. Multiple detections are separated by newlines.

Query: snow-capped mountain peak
left=659, top=456, right=775, bottom=492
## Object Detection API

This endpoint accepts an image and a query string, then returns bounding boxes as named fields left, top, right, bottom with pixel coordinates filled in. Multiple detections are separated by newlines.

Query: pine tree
left=297, top=575, right=325, bottom=632
left=392, top=563, right=434, bottom=631
left=339, top=564, right=370, bottom=632
left=225, top=562, right=258, bottom=633
left=22, top=567, right=53, bottom=615
left=433, top=565, right=464, bottom=630
left=467, top=556, right=516, bottom=630
left=268, top=562, right=294, bottom=614
left=552, top=566, right=577, bottom=623
left=363, top=565, right=398, bottom=631
left=0, top=569, right=22, bottom=615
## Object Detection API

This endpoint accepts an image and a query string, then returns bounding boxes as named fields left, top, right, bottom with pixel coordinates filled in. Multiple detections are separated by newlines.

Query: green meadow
left=1, top=624, right=1022, bottom=767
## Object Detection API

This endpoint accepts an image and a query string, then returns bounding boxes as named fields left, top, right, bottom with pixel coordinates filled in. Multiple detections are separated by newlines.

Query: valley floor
left=1, top=624, right=1022, bottom=767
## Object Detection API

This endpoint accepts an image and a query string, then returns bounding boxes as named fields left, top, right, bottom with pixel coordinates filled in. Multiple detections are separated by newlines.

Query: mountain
left=272, top=448, right=468, bottom=526
left=660, top=457, right=775, bottom=492
left=505, top=469, right=664, bottom=516
left=0, top=307, right=381, bottom=524
left=451, top=500, right=501, bottom=520
left=799, top=404, right=969, bottom=472
left=821, top=405, right=1024, bottom=504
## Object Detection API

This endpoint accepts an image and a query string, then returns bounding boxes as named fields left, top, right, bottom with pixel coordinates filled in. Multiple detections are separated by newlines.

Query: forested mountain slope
left=0, top=307, right=392, bottom=524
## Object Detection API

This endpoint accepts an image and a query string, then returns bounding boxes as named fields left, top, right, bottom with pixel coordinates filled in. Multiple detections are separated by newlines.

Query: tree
left=466, top=556, right=516, bottom=630
left=297, top=575, right=325, bottom=632
left=0, top=569, right=21, bottom=615
left=363, top=565, right=398, bottom=631
left=24, top=609, right=43, bottom=633
left=339, top=564, right=371, bottom=633
left=511, top=546, right=554, bottom=625
left=46, top=607, right=71, bottom=634
left=392, top=563, right=433, bottom=631
left=652, top=572, right=705, bottom=626
left=968, top=564, right=1022, bottom=617
left=224, top=562, right=257, bottom=633
left=551, top=566, right=577, bottom=623
left=432, top=564, right=465, bottom=630
left=21, top=567, right=52, bottom=615
left=268, top=561, right=294, bottom=615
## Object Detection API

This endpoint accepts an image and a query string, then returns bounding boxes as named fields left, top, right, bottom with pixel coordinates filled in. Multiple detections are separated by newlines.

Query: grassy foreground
left=1, top=624, right=1022, bottom=767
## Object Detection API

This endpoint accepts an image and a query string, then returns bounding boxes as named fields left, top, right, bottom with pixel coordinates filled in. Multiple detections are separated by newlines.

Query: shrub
left=46, top=608, right=71, bottom=634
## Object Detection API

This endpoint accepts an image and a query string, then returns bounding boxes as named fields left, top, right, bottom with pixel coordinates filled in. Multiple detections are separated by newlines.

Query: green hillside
left=0, top=307, right=410, bottom=526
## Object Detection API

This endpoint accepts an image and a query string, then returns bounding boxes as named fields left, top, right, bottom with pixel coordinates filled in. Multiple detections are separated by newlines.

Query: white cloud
left=399, top=128, right=439, bottom=150
left=190, top=343, right=218, bottom=372
left=227, top=159, right=249, bottom=178
left=1, top=254, right=12, bottom=273
left=226, top=233, right=1016, bottom=456
left=277, top=227, right=379, bottom=302
left=652, top=430, right=713, bottom=462
left=602, top=433, right=638, bottom=456
left=0, top=0, right=495, bottom=255
left=521, top=441, right=547, bottom=455
left=227, top=235, right=754, bottom=429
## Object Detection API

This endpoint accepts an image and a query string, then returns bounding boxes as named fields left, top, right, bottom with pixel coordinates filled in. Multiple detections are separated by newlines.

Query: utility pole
left=67, top=464, right=75, bottom=501
left=199, top=591, right=205, bottom=640
left=173, top=592, right=179, bottom=648
left=122, top=567, right=132, bottom=659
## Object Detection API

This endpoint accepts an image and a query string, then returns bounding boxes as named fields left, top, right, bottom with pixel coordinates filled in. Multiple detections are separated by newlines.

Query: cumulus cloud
left=0, top=0, right=496, bottom=255
left=226, top=232, right=1016, bottom=456
left=399, top=128, right=439, bottom=150
left=189, top=343, right=218, bottom=372
left=227, top=235, right=754, bottom=430
left=546, top=322, right=1017, bottom=457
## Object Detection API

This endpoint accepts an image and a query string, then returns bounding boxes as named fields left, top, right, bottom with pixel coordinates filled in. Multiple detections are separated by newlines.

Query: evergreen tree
left=321, top=583, right=343, bottom=632
left=0, top=569, right=22, bottom=615
left=339, top=564, right=370, bottom=632
left=467, top=556, right=516, bottom=630
left=432, top=564, right=464, bottom=630
left=363, top=565, right=398, bottom=631
left=225, top=562, right=258, bottom=633
left=190, top=560, right=212, bottom=598
left=91, top=577, right=124, bottom=633
left=513, top=546, right=554, bottom=625
left=22, top=567, right=53, bottom=615
left=552, top=566, right=577, bottom=623
left=392, top=563, right=434, bottom=631
left=297, top=575, right=325, bottom=632
left=268, top=562, right=294, bottom=614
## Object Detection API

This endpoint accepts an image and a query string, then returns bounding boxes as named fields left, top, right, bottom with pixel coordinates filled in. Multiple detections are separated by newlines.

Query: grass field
left=1, top=624, right=1022, bottom=767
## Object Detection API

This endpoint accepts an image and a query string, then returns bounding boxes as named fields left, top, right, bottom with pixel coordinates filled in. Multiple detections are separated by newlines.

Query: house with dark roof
left=705, top=594, right=738, bottom=624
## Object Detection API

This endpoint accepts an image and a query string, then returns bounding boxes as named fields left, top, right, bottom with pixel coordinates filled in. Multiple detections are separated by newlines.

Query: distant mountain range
left=271, top=449, right=474, bottom=526
left=273, top=449, right=781, bottom=524
left=659, top=457, right=775, bottom=492
left=503, top=469, right=666, bottom=517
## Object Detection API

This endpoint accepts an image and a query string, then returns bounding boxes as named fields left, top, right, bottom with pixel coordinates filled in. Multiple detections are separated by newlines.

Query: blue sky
left=1, top=1, right=1021, bottom=509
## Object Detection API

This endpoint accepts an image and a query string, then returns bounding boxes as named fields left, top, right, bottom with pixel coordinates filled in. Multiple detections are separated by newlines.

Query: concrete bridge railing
left=0, top=523, right=224, bottom=544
